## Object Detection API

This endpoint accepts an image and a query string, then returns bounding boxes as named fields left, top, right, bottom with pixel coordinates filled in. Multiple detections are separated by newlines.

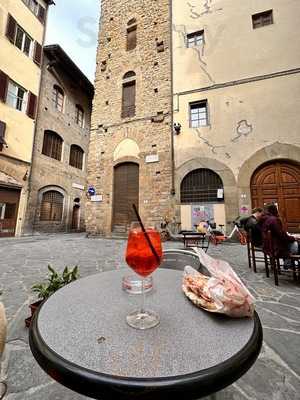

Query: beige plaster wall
left=174, top=73, right=300, bottom=178
left=173, top=0, right=300, bottom=92
left=0, top=0, right=45, bottom=162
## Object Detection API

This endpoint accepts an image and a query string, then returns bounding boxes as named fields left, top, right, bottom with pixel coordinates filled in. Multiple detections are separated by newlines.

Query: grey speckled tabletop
left=37, top=269, right=255, bottom=379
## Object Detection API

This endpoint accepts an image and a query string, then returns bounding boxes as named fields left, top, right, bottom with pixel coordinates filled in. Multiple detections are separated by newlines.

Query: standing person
left=240, top=208, right=264, bottom=247
left=260, top=203, right=299, bottom=268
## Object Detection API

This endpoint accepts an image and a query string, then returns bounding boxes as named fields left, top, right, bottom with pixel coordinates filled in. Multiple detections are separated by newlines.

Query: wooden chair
left=246, top=229, right=269, bottom=277
left=263, top=231, right=298, bottom=286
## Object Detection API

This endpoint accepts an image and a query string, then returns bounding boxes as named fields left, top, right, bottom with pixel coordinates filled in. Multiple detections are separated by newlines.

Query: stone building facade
left=86, top=0, right=174, bottom=235
left=0, top=0, right=53, bottom=237
left=24, top=45, right=93, bottom=234
left=172, top=0, right=300, bottom=232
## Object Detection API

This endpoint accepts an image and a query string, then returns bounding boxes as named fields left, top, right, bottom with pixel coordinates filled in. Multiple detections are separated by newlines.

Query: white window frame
left=187, top=31, right=204, bottom=48
left=23, top=0, right=39, bottom=16
left=14, top=25, right=33, bottom=57
left=6, top=80, right=28, bottom=113
left=189, top=101, right=209, bottom=128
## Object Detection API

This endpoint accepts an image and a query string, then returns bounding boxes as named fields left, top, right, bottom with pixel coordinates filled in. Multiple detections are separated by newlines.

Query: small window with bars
left=69, top=145, right=84, bottom=170
left=42, top=130, right=63, bottom=161
left=52, top=85, right=64, bottom=112
left=181, top=169, right=224, bottom=204
left=187, top=30, right=204, bottom=48
left=190, top=100, right=208, bottom=128
left=252, top=10, right=273, bottom=29
left=40, top=191, right=64, bottom=222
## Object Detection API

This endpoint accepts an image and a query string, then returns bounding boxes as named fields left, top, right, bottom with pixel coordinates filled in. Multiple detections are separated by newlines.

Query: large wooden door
left=112, top=163, right=139, bottom=231
left=251, top=162, right=300, bottom=232
left=0, top=187, right=20, bottom=237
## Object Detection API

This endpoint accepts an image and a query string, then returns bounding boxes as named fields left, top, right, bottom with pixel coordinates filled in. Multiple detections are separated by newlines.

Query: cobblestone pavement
left=0, top=234, right=299, bottom=400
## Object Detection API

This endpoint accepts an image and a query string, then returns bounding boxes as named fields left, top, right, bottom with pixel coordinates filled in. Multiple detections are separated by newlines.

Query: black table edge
left=29, top=304, right=263, bottom=400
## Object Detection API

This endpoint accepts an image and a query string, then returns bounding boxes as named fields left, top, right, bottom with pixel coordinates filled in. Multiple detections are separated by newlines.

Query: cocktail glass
left=125, top=222, right=162, bottom=329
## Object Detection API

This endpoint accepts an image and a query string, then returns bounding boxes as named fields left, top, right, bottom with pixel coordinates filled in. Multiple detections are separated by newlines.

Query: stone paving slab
left=0, top=234, right=299, bottom=399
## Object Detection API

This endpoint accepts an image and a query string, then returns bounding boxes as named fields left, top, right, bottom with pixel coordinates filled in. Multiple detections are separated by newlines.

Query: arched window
left=40, top=190, right=64, bottom=221
left=69, top=144, right=84, bottom=170
left=126, top=18, right=137, bottom=51
left=75, top=104, right=84, bottom=127
left=42, top=130, right=63, bottom=161
left=181, top=169, right=224, bottom=203
left=52, top=84, right=64, bottom=112
left=122, top=71, right=136, bottom=118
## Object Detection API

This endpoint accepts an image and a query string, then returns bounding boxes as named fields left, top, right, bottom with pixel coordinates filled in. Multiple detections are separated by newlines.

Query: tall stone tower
left=86, top=0, right=174, bottom=235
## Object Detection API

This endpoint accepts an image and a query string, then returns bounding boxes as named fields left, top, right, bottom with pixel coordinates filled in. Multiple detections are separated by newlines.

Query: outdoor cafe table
left=29, top=269, right=262, bottom=400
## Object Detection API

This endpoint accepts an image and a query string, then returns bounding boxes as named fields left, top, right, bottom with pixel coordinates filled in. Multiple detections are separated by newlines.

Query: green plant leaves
left=31, top=265, right=80, bottom=299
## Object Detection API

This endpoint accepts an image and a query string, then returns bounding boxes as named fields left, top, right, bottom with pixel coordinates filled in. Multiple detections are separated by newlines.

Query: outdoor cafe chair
left=246, top=229, right=269, bottom=276
left=263, top=231, right=298, bottom=286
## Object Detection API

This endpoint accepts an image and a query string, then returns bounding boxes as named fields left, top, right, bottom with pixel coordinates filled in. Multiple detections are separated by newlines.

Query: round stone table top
left=30, top=269, right=262, bottom=400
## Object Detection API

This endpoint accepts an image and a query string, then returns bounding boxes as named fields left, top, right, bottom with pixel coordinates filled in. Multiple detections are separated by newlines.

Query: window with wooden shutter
left=37, top=5, right=46, bottom=24
left=0, top=121, right=7, bottom=151
left=26, top=92, right=37, bottom=119
left=0, top=71, right=8, bottom=103
left=40, top=191, right=64, bottom=222
left=42, top=131, right=63, bottom=161
left=69, top=145, right=84, bottom=170
left=122, top=71, right=136, bottom=118
left=33, top=42, right=42, bottom=66
left=6, top=14, right=17, bottom=43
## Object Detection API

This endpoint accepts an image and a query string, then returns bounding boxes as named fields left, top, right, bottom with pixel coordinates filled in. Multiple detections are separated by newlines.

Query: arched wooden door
left=251, top=161, right=300, bottom=232
left=112, top=162, right=139, bottom=232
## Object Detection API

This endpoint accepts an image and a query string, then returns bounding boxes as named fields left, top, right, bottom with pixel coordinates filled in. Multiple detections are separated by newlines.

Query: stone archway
left=176, top=158, right=237, bottom=230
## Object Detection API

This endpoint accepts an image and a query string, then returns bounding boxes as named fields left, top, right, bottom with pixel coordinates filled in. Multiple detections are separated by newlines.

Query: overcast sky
left=45, top=0, right=100, bottom=83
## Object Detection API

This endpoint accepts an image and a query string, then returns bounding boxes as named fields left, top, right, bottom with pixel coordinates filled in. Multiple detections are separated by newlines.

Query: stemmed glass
left=125, top=221, right=162, bottom=330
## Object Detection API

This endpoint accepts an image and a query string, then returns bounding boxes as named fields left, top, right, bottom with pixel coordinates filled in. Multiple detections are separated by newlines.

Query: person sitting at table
left=240, top=207, right=264, bottom=247
left=260, top=203, right=299, bottom=268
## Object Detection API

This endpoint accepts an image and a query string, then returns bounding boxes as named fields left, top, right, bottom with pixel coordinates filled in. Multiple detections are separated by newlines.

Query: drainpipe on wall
left=169, top=0, right=175, bottom=197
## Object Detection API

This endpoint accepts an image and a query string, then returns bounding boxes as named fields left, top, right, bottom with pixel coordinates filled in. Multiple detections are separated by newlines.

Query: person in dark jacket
left=260, top=204, right=298, bottom=267
left=240, top=208, right=264, bottom=247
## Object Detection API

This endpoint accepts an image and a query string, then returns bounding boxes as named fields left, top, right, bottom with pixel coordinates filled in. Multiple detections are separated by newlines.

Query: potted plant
left=25, top=265, right=79, bottom=327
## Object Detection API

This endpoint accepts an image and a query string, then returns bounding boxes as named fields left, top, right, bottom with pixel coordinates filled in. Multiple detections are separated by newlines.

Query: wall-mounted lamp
left=174, top=123, right=182, bottom=135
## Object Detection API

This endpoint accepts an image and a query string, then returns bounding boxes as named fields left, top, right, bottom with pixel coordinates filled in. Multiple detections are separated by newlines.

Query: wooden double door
left=251, top=161, right=300, bottom=232
left=0, top=187, right=20, bottom=237
left=112, top=163, right=139, bottom=232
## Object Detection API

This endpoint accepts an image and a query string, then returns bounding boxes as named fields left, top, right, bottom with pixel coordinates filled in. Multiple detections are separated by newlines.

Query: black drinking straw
left=132, top=204, right=161, bottom=264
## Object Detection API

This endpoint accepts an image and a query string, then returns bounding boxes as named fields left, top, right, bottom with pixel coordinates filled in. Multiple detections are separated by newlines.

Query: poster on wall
left=191, top=205, right=214, bottom=228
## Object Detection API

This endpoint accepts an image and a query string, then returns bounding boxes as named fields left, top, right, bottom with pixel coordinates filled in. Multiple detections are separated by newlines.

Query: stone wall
left=24, top=52, right=92, bottom=234
left=86, top=0, right=174, bottom=235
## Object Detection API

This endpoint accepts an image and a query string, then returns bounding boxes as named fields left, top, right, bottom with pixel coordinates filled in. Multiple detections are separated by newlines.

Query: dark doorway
left=71, top=204, right=80, bottom=231
left=0, top=187, right=21, bottom=237
left=112, top=162, right=139, bottom=232
left=251, top=161, right=300, bottom=232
